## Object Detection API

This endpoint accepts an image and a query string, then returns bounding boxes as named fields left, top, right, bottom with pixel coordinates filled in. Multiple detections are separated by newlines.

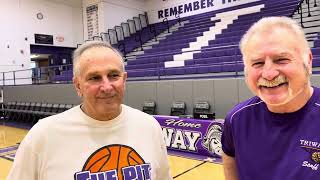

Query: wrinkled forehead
left=79, top=47, right=124, bottom=71
left=242, top=28, right=306, bottom=61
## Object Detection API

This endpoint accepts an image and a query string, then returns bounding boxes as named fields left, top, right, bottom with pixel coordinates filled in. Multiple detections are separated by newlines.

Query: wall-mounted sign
left=86, top=4, right=99, bottom=40
left=35, top=34, right=53, bottom=45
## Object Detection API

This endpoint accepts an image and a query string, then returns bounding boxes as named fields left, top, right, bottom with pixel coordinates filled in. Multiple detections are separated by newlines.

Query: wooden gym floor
left=0, top=125, right=225, bottom=180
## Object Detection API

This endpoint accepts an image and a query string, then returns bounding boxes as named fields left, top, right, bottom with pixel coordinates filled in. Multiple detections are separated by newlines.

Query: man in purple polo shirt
left=222, top=16, right=320, bottom=180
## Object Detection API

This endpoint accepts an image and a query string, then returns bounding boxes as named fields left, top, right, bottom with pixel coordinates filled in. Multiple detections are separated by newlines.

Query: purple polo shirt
left=222, top=87, right=320, bottom=180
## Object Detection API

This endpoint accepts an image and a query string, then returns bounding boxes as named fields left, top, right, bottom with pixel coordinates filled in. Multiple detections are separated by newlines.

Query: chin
left=258, top=90, right=289, bottom=104
left=261, top=96, right=293, bottom=107
left=103, top=103, right=121, bottom=110
left=260, top=95, right=286, bottom=104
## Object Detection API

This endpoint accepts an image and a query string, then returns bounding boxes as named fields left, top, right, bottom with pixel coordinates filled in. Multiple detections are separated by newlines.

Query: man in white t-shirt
left=7, top=41, right=172, bottom=180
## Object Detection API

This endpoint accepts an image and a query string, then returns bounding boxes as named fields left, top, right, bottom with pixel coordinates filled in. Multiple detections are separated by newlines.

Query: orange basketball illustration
left=82, top=144, right=145, bottom=180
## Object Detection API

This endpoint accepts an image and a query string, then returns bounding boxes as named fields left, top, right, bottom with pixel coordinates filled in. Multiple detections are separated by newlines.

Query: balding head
left=73, top=41, right=125, bottom=77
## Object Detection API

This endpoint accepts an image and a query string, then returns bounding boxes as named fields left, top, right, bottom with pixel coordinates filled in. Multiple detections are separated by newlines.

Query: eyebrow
left=276, top=52, right=292, bottom=57
left=85, top=72, right=100, bottom=78
left=248, top=58, right=263, bottom=63
left=86, top=69, right=122, bottom=76
left=248, top=52, right=293, bottom=62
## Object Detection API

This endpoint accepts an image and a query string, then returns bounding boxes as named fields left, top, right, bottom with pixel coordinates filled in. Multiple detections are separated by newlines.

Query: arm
left=153, top=118, right=173, bottom=180
left=7, top=139, right=41, bottom=180
left=221, top=110, right=238, bottom=180
left=7, top=122, right=45, bottom=180
left=158, top=143, right=173, bottom=180
left=222, top=152, right=238, bottom=180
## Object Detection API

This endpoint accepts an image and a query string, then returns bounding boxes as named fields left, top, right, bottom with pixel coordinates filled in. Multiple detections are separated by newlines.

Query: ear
left=122, top=72, right=128, bottom=84
left=308, top=51, right=313, bottom=67
left=306, top=51, right=313, bottom=74
left=73, top=76, right=82, bottom=97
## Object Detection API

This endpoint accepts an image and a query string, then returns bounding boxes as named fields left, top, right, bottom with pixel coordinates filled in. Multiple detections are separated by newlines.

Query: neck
left=267, top=86, right=313, bottom=113
left=80, top=104, right=122, bottom=121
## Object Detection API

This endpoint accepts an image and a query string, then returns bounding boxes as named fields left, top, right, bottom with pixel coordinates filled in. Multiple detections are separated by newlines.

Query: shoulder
left=225, top=96, right=264, bottom=124
left=30, top=106, right=80, bottom=134
left=313, top=87, right=320, bottom=105
left=123, top=104, right=156, bottom=119
left=123, top=104, right=161, bottom=128
left=38, top=106, right=79, bottom=124
left=22, top=106, right=80, bottom=145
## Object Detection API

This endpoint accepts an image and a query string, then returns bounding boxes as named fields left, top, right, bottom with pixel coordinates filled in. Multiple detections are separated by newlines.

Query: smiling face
left=73, top=47, right=127, bottom=121
left=243, top=27, right=313, bottom=112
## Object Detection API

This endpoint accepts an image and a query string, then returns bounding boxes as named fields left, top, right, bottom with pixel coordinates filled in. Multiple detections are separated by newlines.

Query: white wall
left=146, top=0, right=261, bottom=23
left=0, top=0, right=83, bottom=78
left=82, top=0, right=146, bottom=40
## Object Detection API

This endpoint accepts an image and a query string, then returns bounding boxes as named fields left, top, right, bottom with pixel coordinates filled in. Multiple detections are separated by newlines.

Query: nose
left=261, top=60, right=279, bottom=81
left=99, top=76, right=113, bottom=92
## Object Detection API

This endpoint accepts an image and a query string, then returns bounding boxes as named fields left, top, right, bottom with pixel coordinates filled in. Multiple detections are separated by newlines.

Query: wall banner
left=148, top=0, right=261, bottom=23
left=154, top=115, right=224, bottom=158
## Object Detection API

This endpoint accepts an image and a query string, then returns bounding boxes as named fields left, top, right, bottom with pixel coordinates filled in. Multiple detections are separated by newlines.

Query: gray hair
left=240, top=16, right=310, bottom=63
left=73, top=41, right=125, bottom=76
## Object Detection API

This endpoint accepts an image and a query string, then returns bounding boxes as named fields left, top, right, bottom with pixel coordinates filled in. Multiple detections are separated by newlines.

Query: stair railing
left=163, top=18, right=170, bottom=33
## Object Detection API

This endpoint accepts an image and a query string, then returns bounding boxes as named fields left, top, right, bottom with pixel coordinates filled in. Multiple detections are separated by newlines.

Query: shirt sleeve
left=221, top=112, right=236, bottom=157
left=6, top=135, right=41, bottom=180
left=157, top=137, right=173, bottom=180
left=7, top=121, right=46, bottom=180
left=153, top=118, right=173, bottom=180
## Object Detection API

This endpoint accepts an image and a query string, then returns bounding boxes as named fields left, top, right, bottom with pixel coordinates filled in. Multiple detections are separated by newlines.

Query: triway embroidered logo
left=300, top=139, right=320, bottom=171
left=74, top=144, right=151, bottom=180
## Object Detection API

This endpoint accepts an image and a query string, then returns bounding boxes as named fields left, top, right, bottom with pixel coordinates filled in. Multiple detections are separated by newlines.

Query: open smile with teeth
left=259, top=82, right=288, bottom=88
left=257, top=76, right=288, bottom=89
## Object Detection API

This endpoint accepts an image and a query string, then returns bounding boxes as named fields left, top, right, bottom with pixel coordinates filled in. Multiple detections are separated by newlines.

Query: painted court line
left=173, top=161, right=207, bottom=179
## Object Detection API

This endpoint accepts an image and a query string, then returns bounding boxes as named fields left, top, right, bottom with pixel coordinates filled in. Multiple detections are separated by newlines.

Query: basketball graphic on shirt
left=81, top=144, right=146, bottom=180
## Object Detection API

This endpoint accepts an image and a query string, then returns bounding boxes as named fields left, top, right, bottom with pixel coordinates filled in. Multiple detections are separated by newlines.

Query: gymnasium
left=0, top=0, right=320, bottom=179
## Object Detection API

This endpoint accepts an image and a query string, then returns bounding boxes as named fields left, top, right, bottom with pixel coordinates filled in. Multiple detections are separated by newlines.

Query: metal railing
left=0, top=45, right=244, bottom=86
left=294, top=0, right=320, bottom=27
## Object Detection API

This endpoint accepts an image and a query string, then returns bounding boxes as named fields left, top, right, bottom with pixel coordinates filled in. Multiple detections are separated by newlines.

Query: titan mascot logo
left=74, top=145, right=151, bottom=180
left=202, top=124, right=223, bottom=157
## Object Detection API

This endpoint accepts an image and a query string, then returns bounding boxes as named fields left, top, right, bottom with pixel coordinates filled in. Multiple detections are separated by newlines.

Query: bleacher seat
left=142, top=101, right=156, bottom=115
left=170, top=101, right=186, bottom=116
left=125, top=0, right=302, bottom=79
left=193, top=101, right=215, bottom=120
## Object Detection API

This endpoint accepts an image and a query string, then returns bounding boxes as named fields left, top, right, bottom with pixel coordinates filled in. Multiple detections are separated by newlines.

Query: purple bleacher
left=209, top=64, right=223, bottom=73
left=312, top=48, right=320, bottom=56
left=313, top=57, right=320, bottom=67
left=53, top=75, right=72, bottom=82
left=115, top=19, right=180, bottom=53
left=52, top=70, right=73, bottom=82
left=125, top=0, right=301, bottom=79
left=314, top=39, right=320, bottom=48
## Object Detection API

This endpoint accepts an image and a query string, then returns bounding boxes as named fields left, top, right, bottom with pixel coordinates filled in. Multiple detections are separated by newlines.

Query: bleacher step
left=293, top=9, right=320, bottom=17
left=128, top=20, right=188, bottom=54
left=303, top=26, right=320, bottom=34
left=293, top=14, right=320, bottom=21
left=144, top=41, right=159, bottom=46
left=127, top=50, right=144, bottom=56
left=309, top=41, right=315, bottom=48
left=293, top=4, right=320, bottom=14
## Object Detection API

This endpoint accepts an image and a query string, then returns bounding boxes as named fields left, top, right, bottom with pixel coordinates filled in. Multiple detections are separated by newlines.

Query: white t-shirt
left=7, top=104, right=172, bottom=180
